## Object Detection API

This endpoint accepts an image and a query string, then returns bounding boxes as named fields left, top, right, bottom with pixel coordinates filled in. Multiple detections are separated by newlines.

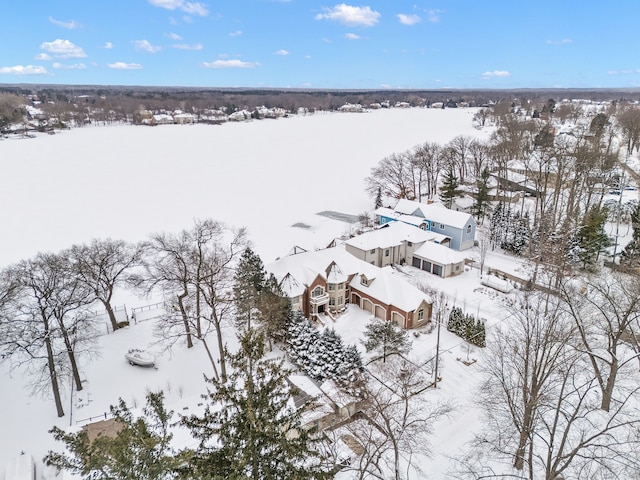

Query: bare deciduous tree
left=69, top=238, right=145, bottom=332
left=343, top=357, right=451, bottom=480
left=560, top=273, right=640, bottom=411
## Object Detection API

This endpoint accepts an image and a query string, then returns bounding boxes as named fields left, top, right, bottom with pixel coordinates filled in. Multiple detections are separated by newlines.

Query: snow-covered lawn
left=1, top=107, right=505, bottom=479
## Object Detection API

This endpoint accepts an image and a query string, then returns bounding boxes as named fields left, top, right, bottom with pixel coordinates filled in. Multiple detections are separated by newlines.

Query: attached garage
left=374, top=305, right=386, bottom=320
left=362, top=298, right=374, bottom=314
left=391, top=311, right=405, bottom=328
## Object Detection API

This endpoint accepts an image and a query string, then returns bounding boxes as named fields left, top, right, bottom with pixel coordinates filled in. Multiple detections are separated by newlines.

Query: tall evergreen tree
left=578, top=205, right=611, bottom=270
left=45, top=392, right=178, bottom=480
left=233, top=247, right=266, bottom=330
left=621, top=202, right=640, bottom=271
left=362, top=318, right=411, bottom=363
left=473, top=167, right=491, bottom=222
left=439, top=166, right=464, bottom=209
left=257, top=273, right=291, bottom=350
left=375, top=186, right=383, bottom=209
left=182, top=329, right=329, bottom=480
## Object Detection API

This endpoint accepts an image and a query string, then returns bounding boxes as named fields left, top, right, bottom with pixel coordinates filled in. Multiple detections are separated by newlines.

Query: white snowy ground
left=0, top=107, right=621, bottom=479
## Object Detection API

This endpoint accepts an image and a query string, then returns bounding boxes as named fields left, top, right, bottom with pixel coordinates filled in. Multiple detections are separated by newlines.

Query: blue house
left=375, top=199, right=476, bottom=251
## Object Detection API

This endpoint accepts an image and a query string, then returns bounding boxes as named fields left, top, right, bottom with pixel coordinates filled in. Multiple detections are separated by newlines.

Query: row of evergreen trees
left=287, top=313, right=365, bottom=395
left=447, top=306, right=486, bottom=347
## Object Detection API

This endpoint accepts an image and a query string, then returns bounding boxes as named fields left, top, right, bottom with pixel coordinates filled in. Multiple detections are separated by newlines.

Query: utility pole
left=433, top=314, right=441, bottom=388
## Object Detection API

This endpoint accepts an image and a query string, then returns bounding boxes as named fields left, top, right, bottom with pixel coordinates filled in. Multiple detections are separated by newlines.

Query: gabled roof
left=345, top=221, right=437, bottom=251
left=267, top=246, right=431, bottom=312
left=394, top=200, right=474, bottom=229
left=326, top=261, right=349, bottom=283
left=351, top=267, right=431, bottom=311
left=267, top=247, right=377, bottom=292
left=413, top=241, right=469, bottom=265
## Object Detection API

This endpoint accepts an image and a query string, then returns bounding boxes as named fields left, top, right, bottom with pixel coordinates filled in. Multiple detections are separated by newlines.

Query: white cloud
left=133, top=40, right=162, bottom=53
left=315, top=4, right=380, bottom=27
left=304, top=55, right=312, bottom=59
left=167, top=32, right=183, bottom=40
left=427, top=9, right=440, bottom=23
left=40, top=39, right=87, bottom=58
left=103, top=42, right=113, bottom=49
left=108, top=62, right=143, bottom=70
left=0, top=65, right=48, bottom=75
left=274, top=49, right=290, bottom=56
left=173, top=43, right=203, bottom=50
left=34, top=53, right=52, bottom=61
left=607, top=69, right=640, bottom=75
left=546, top=38, right=572, bottom=45
left=52, top=62, right=86, bottom=70
left=482, top=70, right=511, bottom=78
left=397, top=13, right=420, bottom=25
left=229, top=30, right=243, bottom=37
left=201, top=59, right=260, bottom=68
left=344, top=33, right=361, bottom=40
left=48, top=16, right=81, bottom=29
left=148, top=0, right=208, bottom=16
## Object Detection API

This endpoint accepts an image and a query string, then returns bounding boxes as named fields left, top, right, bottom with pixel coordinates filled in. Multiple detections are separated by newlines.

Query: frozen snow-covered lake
left=0, top=107, right=492, bottom=478
left=0, top=108, right=487, bottom=269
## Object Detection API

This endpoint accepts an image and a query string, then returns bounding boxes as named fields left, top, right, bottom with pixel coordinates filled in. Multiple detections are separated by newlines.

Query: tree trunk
left=102, top=299, right=120, bottom=331
left=200, top=337, right=220, bottom=382
left=177, top=292, right=193, bottom=348
left=44, top=323, right=65, bottom=417
left=601, top=365, right=617, bottom=412
left=211, top=309, right=227, bottom=383
left=57, top=318, right=83, bottom=391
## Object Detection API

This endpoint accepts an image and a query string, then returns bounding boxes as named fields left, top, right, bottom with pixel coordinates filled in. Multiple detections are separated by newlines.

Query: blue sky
left=1, top=1, right=639, bottom=89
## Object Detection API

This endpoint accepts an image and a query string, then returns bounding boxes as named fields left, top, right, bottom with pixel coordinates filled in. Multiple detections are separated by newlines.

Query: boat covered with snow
left=125, top=349, right=156, bottom=367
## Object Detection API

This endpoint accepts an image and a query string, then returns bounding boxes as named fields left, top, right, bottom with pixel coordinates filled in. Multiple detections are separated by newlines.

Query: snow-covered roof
left=413, top=241, right=469, bottom=265
left=393, top=199, right=474, bottom=229
left=267, top=246, right=377, bottom=292
left=326, top=261, right=349, bottom=283
left=350, top=267, right=431, bottom=311
left=267, top=246, right=430, bottom=311
left=345, top=221, right=438, bottom=251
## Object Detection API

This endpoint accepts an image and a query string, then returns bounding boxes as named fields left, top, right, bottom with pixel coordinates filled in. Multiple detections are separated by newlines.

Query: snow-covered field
left=0, top=107, right=508, bottom=479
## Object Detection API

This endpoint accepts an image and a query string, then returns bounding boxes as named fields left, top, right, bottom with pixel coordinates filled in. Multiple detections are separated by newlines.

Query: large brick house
left=267, top=246, right=432, bottom=329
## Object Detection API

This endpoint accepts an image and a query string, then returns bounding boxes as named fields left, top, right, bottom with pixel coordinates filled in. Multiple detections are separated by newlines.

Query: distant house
left=411, top=241, right=467, bottom=278
left=173, top=112, right=195, bottom=124
left=375, top=199, right=476, bottom=251
left=345, top=221, right=448, bottom=267
left=267, top=246, right=432, bottom=329
left=345, top=221, right=468, bottom=278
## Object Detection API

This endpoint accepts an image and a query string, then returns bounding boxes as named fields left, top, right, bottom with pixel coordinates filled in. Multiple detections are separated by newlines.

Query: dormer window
left=360, top=275, right=369, bottom=287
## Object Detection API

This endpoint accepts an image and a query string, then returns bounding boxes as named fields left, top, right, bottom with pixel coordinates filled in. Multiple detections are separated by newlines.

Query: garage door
left=392, top=311, right=405, bottom=328
left=375, top=305, right=386, bottom=320
left=362, top=298, right=373, bottom=313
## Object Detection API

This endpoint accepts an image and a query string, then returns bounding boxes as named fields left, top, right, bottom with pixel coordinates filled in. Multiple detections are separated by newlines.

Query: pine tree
left=182, top=329, right=329, bottom=480
left=472, top=318, right=486, bottom=347
left=375, top=186, right=383, bottom=209
left=621, top=203, right=640, bottom=271
left=45, top=392, right=178, bottom=480
left=439, top=166, right=464, bottom=209
left=257, top=273, right=291, bottom=350
left=363, top=318, right=411, bottom=362
left=473, top=167, right=491, bottom=222
left=578, top=205, right=612, bottom=270
left=233, top=247, right=266, bottom=330
left=447, top=307, right=464, bottom=336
